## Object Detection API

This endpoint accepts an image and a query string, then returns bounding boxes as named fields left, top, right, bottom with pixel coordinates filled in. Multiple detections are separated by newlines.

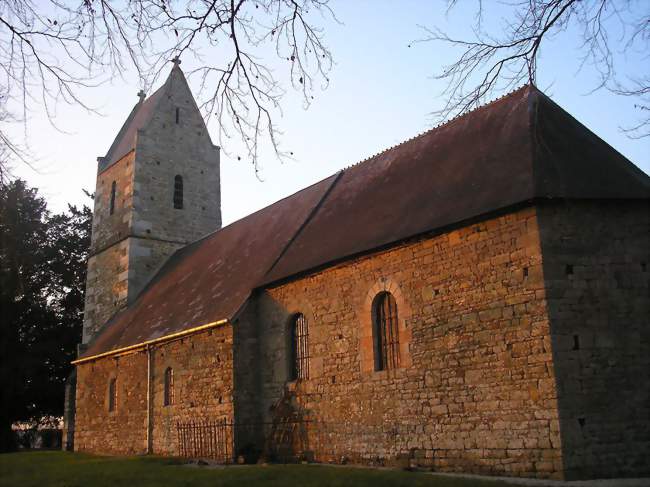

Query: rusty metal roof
left=81, top=85, right=650, bottom=359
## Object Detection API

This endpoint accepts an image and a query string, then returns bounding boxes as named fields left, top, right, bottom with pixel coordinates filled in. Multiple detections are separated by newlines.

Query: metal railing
left=177, top=419, right=233, bottom=462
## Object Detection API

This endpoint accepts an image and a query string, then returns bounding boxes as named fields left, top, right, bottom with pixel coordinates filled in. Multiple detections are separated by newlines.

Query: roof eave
left=72, top=318, right=230, bottom=365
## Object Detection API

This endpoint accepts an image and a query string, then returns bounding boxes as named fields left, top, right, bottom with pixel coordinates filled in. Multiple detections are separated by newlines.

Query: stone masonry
left=243, top=204, right=563, bottom=478
left=74, top=324, right=233, bottom=455
left=73, top=200, right=649, bottom=480
left=538, top=200, right=649, bottom=479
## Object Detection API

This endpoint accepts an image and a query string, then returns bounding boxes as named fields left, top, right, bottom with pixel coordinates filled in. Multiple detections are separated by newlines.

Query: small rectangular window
left=175, top=107, right=180, bottom=124
left=164, top=367, right=174, bottom=406
left=109, top=181, right=116, bottom=215
left=173, top=175, right=183, bottom=209
left=108, top=378, right=117, bottom=412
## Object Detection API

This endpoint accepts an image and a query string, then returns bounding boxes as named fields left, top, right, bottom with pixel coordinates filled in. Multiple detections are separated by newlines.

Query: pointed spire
left=172, top=56, right=181, bottom=67
left=137, top=90, right=146, bottom=103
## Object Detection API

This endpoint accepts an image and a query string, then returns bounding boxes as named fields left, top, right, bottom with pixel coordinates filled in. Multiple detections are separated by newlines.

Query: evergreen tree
left=0, top=180, right=91, bottom=451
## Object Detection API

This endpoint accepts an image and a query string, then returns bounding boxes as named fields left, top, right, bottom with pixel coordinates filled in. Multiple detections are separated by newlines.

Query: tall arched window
left=173, top=175, right=183, bottom=209
left=109, top=181, right=116, bottom=215
left=108, top=378, right=117, bottom=412
left=289, top=313, right=309, bottom=381
left=163, top=367, right=174, bottom=406
left=373, top=292, right=400, bottom=371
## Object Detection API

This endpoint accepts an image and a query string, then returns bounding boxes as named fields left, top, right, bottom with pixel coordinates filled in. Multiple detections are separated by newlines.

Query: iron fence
left=177, top=419, right=233, bottom=462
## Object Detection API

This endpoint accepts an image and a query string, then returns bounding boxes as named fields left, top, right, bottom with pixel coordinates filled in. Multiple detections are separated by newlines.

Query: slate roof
left=81, top=85, right=650, bottom=360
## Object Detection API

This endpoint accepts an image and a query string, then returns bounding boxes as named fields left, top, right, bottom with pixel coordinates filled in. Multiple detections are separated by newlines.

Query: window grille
left=109, top=181, right=116, bottom=215
left=164, top=367, right=174, bottom=406
left=290, top=313, right=309, bottom=381
left=373, top=292, right=400, bottom=371
left=173, top=175, right=183, bottom=209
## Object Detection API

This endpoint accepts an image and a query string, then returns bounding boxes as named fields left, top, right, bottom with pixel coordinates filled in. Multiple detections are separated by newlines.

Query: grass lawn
left=0, top=451, right=528, bottom=487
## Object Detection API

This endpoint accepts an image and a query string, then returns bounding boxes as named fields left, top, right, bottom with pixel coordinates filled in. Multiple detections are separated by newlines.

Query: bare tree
left=0, top=0, right=336, bottom=175
left=0, top=86, right=29, bottom=187
left=417, top=0, right=650, bottom=137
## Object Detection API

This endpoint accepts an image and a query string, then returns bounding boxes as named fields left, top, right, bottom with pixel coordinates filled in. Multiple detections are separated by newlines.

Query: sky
left=10, top=1, right=650, bottom=224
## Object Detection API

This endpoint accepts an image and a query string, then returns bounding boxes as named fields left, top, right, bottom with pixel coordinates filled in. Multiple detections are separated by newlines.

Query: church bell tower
left=82, top=59, right=222, bottom=344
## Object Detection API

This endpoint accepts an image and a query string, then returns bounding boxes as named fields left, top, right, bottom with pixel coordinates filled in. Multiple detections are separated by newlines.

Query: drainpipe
left=146, top=345, right=153, bottom=454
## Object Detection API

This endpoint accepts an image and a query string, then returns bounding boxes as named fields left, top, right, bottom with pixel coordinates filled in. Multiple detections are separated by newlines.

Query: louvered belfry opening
left=374, top=292, right=400, bottom=371
left=290, top=313, right=310, bottom=381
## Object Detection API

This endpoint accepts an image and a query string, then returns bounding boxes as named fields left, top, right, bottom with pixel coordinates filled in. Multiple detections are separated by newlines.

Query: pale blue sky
left=11, top=1, right=649, bottom=223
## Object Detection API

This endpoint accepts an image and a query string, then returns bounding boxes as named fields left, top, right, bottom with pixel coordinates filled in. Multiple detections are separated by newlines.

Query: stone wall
left=75, top=350, right=148, bottom=454
left=151, top=325, right=234, bottom=455
left=82, top=239, right=130, bottom=343
left=89, top=152, right=135, bottom=254
left=62, top=370, right=76, bottom=451
left=74, top=200, right=648, bottom=479
left=132, top=68, right=221, bottom=247
left=248, top=205, right=564, bottom=478
left=538, top=200, right=650, bottom=480
left=83, top=237, right=185, bottom=342
left=83, top=154, right=135, bottom=342
left=74, top=324, right=234, bottom=455
left=127, top=237, right=185, bottom=302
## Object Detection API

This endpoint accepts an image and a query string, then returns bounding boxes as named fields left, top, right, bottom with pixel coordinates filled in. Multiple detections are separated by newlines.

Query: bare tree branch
left=417, top=0, right=649, bottom=137
left=0, top=0, right=336, bottom=177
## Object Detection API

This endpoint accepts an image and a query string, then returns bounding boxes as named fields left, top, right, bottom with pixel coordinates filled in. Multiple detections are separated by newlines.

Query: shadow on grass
left=0, top=451, right=525, bottom=487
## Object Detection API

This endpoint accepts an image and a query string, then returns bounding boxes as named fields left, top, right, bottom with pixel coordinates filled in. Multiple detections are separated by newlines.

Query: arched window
left=109, top=181, right=116, bottom=215
left=173, top=175, right=183, bottom=209
left=373, top=292, right=400, bottom=371
left=289, top=313, right=309, bottom=381
left=108, top=378, right=117, bottom=412
left=163, top=367, right=174, bottom=406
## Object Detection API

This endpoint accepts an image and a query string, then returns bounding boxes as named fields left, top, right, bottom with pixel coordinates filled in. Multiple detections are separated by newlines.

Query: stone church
left=64, top=62, right=649, bottom=481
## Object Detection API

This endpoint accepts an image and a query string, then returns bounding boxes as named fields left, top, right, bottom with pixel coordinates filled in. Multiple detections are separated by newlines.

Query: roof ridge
left=339, top=85, right=531, bottom=171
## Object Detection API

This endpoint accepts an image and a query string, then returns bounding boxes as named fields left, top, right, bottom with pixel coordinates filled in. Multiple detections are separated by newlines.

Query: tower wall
left=127, top=70, right=221, bottom=299
left=131, top=70, right=221, bottom=246
left=82, top=153, right=135, bottom=343
left=82, top=240, right=130, bottom=343
left=89, top=152, right=136, bottom=252
left=82, top=65, right=221, bottom=344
